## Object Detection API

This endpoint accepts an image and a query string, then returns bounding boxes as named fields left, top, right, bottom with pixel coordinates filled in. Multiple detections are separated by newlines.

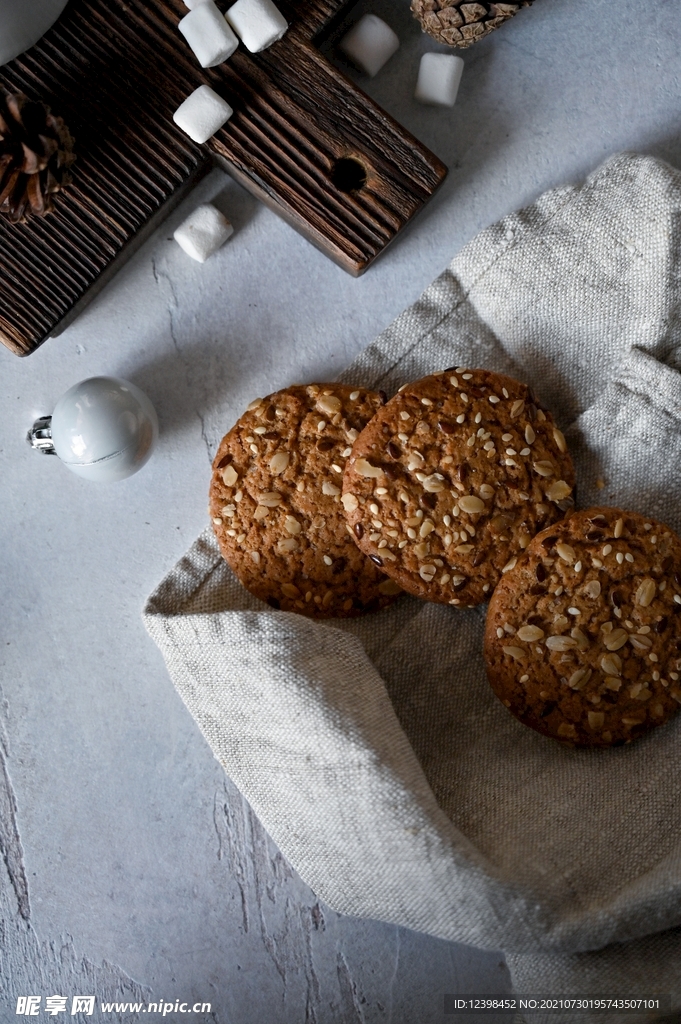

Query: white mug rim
left=0, top=0, right=71, bottom=69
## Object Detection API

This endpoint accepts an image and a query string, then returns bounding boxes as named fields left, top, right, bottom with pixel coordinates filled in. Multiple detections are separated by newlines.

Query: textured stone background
left=2, top=0, right=681, bottom=1020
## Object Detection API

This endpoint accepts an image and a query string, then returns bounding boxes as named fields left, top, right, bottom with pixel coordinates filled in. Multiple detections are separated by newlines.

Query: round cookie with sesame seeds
left=209, top=383, right=401, bottom=619
left=483, top=507, right=681, bottom=747
left=341, top=368, right=575, bottom=606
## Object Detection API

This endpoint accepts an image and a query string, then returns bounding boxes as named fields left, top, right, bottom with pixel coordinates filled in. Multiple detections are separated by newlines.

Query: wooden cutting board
left=0, top=0, right=447, bottom=356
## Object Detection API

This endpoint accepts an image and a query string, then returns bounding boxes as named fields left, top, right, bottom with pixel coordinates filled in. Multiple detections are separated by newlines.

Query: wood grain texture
left=0, top=0, right=446, bottom=356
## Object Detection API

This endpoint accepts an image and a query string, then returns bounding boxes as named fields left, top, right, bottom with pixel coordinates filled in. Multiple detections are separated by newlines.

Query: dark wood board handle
left=0, top=0, right=447, bottom=356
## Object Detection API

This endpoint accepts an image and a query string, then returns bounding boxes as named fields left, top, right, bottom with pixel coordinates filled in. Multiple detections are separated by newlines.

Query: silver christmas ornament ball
left=29, top=377, right=158, bottom=482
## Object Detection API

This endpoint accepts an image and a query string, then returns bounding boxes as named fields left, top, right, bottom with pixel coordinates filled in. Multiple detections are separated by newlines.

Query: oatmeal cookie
left=341, top=368, right=575, bottom=605
left=484, top=507, right=681, bottom=746
left=209, top=383, right=401, bottom=618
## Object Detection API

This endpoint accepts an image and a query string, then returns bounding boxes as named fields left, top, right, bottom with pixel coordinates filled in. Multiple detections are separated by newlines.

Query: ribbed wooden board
left=0, top=0, right=447, bottom=356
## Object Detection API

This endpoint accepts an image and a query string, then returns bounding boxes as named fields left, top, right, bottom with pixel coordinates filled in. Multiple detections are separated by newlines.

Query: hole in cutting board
left=331, top=157, right=367, bottom=193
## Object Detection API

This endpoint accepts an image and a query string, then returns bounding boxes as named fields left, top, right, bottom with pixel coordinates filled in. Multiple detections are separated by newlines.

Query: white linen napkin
left=144, top=152, right=681, bottom=1017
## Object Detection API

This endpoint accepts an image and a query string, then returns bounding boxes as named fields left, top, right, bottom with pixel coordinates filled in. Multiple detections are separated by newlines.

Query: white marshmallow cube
left=415, top=52, right=464, bottom=107
left=226, top=0, right=288, bottom=53
left=173, top=203, right=234, bottom=263
left=339, top=14, right=399, bottom=78
left=179, top=0, right=238, bottom=68
left=173, top=85, right=233, bottom=144
left=183, top=0, right=211, bottom=9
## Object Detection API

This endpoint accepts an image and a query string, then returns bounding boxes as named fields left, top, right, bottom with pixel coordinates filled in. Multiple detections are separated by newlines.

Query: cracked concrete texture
left=0, top=691, right=150, bottom=1023
left=0, top=684, right=29, bottom=921
left=2, top=0, right=681, bottom=1018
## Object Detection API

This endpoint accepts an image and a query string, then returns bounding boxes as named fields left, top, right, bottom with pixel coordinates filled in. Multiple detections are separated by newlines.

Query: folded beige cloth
left=144, top=153, right=681, bottom=1018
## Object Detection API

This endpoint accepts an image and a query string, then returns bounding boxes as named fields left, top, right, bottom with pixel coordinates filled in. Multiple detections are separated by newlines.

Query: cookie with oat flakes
left=209, top=383, right=401, bottom=619
left=341, top=368, right=575, bottom=606
left=484, top=507, right=681, bottom=747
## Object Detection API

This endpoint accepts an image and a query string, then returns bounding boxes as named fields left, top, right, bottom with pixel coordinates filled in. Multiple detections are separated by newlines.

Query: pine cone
left=411, top=1, right=533, bottom=48
left=0, top=90, right=75, bottom=224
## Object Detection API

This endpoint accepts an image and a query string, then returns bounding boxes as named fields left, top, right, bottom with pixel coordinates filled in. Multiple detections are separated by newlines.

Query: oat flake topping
left=484, top=507, right=681, bottom=747
left=342, top=369, right=575, bottom=606
left=209, top=384, right=401, bottom=619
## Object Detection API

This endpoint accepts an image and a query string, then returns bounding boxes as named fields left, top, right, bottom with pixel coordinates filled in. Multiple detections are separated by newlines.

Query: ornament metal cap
left=27, top=415, right=56, bottom=454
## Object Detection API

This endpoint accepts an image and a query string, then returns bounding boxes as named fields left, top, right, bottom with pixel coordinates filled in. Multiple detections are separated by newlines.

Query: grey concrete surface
left=1, top=0, right=681, bottom=1020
